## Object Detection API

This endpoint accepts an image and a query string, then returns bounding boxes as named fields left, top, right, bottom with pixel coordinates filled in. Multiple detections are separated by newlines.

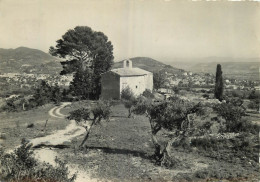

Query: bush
left=121, top=86, right=134, bottom=100
left=33, top=81, right=62, bottom=107
left=248, top=100, right=259, bottom=111
left=248, top=90, right=260, bottom=100
left=0, top=139, right=76, bottom=182
left=142, top=89, right=154, bottom=99
left=214, top=103, right=246, bottom=133
left=121, top=87, right=137, bottom=118
left=202, top=94, right=209, bottom=99
left=2, top=98, right=18, bottom=112
left=67, top=108, right=91, bottom=123
left=92, top=100, right=112, bottom=122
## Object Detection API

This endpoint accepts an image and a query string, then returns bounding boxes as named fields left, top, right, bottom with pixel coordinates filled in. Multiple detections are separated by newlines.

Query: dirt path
left=48, top=102, right=71, bottom=119
left=30, top=103, right=98, bottom=182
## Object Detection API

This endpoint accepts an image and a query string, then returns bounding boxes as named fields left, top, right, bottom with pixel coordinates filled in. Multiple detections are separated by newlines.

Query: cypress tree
left=214, top=64, right=224, bottom=101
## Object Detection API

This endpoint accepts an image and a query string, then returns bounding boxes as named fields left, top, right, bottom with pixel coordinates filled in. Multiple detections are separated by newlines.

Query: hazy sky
left=0, top=0, right=259, bottom=62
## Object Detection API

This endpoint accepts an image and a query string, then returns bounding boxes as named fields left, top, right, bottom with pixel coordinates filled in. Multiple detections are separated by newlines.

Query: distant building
left=100, top=59, right=153, bottom=100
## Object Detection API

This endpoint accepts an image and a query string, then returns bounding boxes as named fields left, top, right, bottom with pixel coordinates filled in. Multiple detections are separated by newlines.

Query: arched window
left=126, top=60, right=129, bottom=67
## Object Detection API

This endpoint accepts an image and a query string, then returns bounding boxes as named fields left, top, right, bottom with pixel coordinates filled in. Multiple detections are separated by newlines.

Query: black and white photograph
left=0, top=0, right=259, bottom=181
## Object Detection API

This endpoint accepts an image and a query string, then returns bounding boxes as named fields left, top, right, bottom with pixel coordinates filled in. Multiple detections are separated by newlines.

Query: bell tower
left=123, top=59, right=132, bottom=69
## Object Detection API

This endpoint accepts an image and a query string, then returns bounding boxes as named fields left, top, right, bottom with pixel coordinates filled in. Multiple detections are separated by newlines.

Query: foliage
left=0, top=140, right=76, bottom=182
left=132, top=96, right=203, bottom=162
left=2, top=98, right=17, bottom=112
left=214, top=103, right=246, bottom=132
left=121, top=87, right=137, bottom=118
left=50, top=26, right=114, bottom=99
left=67, top=108, right=91, bottom=123
left=121, top=86, right=135, bottom=101
left=32, top=80, right=62, bottom=107
left=202, top=93, right=210, bottom=99
left=68, top=100, right=112, bottom=147
left=248, top=100, right=259, bottom=111
left=172, top=86, right=180, bottom=94
left=32, top=80, right=52, bottom=106
left=92, top=100, right=112, bottom=122
left=153, top=71, right=166, bottom=90
left=142, top=89, right=154, bottom=99
left=214, top=64, right=224, bottom=101
left=248, top=90, right=260, bottom=100
left=50, top=84, right=62, bottom=104
left=229, top=90, right=245, bottom=99
left=69, top=69, right=93, bottom=99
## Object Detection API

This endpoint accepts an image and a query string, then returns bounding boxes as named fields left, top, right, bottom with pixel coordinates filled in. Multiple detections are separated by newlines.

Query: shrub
left=92, top=100, right=112, bottom=122
left=248, top=100, right=259, bottom=111
left=202, top=94, right=209, bottom=99
left=0, top=140, right=76, bottom=182
left=67, top=108, right=91, bottom=123
left=142, top=89, right=154, bottom=99
left=2, top=98, right=17, bottom=112
left=214, top=103, right=246, bottom=132
left=248, top=90, right=260, bottom=100
left=121, top=87, right=137, bottom=118
left=121, top=86, right=134, bottom=100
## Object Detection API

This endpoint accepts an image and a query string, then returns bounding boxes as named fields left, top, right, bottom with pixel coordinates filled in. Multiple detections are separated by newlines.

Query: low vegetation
left=0, top=139, right=76, bottom=182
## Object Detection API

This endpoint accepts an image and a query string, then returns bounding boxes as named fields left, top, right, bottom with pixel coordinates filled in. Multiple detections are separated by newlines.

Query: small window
left=126, top=60, right=129, bottom=67
left=136, top=86, right=138, bottom=88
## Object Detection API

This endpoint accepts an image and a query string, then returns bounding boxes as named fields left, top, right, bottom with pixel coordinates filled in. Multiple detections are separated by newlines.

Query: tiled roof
left=111, top=68, right=152, bottom=76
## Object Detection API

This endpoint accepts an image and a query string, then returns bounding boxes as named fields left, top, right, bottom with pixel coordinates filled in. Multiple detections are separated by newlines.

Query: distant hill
left=0, top=47, right=62, bottom=74
left=167, top=57, right=260, bottom=81
left=113, top=57, right=184, bottom=74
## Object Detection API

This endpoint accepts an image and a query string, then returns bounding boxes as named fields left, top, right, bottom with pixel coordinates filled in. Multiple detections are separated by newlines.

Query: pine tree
left=214, top=64, right=224, bottom=101
left=69, top=68, right=93, bottom=99
left=50, top=26, right=114, bottom=99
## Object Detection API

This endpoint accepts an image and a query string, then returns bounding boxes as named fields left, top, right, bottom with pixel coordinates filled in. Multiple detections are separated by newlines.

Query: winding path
left=48, top=102, right=71, bottom=119
left=32, top=102, right=98, bottom=182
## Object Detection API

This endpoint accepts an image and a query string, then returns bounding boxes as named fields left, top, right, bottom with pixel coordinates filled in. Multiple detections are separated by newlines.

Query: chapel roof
left=111, top=67, right=151, bottom=76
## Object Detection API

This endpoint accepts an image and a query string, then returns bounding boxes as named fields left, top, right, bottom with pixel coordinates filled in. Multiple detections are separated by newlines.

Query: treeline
left=1, top=80, right=70, bottom=112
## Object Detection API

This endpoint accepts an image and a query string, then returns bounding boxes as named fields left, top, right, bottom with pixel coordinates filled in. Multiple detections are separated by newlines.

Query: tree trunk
left=149, top=119, right=163, bottom=160
left=43, top=119, right=48, bottom=132
left=79, top=120, right=95, bottom=148
left=151, top=133, right=162, bottom=159
left=128, top=108, right=132, bottom=118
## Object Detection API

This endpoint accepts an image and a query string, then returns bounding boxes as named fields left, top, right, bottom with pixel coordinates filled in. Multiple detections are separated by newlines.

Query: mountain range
left=0, top=47, right=62, bottom=74
left=167, top=58, right=260, bottom=81
left=0, top=47, right=258, bottom=81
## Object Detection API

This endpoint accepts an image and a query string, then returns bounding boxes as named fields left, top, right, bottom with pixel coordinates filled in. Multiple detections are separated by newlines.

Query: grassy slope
left=1, top=101, right=258, bottom=181
left=60, top=103, right=259, bottom=182
left=0, top=104, right=70, bottom=150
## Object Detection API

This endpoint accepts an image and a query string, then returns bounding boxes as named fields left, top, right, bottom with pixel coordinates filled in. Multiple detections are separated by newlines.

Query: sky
left=0, top=0, right=259, bottom=62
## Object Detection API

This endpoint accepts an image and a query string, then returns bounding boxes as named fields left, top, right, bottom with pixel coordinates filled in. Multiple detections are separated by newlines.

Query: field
left=0, top=103, right=70, bottom=150
left=1, top=100, right=259, bottom=182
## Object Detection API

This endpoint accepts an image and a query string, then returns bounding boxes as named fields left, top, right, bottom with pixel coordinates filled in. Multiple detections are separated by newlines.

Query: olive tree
left=121, top=86, right=137, bottom=118
left=68, top=100, right=111, bottom=147
left=132, top=96, right=202, bottom=163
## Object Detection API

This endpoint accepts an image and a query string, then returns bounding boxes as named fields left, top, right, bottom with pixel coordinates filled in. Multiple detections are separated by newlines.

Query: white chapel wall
left=120, top=76, right=146, bottom=97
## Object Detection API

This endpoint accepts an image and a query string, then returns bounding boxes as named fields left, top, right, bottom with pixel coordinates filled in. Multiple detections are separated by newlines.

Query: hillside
left=0, top=47, right=62, bottom=74
left=113, top=57, right=184, bottom=74
left=167, top=58, right=260, bottom=81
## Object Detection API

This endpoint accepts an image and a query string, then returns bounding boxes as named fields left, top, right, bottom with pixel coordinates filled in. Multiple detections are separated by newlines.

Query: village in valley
left=0, top=1, right=260, bottom=182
